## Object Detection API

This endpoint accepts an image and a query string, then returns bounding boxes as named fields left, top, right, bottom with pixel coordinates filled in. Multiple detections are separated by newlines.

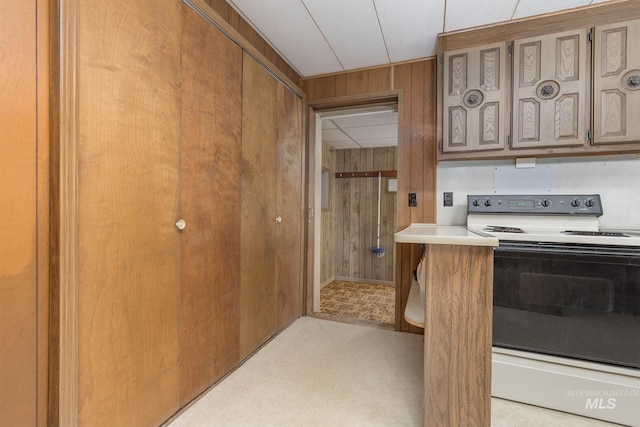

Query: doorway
left=310, top=103, right=398, bottom=327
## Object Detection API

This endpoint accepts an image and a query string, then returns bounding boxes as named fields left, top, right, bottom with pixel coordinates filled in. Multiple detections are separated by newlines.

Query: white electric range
left=467, top=193, right=640, bottom=246
left=466, top=194, right=640, bottom=426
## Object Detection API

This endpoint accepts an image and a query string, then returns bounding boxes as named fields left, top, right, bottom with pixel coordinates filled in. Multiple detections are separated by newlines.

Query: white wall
left=436, top=154, right=640, bottom=228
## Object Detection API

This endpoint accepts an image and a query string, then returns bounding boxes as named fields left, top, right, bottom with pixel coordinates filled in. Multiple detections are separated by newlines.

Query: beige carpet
left=169, top=317, right=619, bottom=427
left=320, top=280, right=395, bottom=325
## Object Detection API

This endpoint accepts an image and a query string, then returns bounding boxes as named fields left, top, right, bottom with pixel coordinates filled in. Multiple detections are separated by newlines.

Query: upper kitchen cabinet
left=437, top=0, right=640, bottom=161
left=593, top=19, right=640, bottom=144
left=512, top=29, right=589, bottom=149
left=441, top=42, right=510, bottom=153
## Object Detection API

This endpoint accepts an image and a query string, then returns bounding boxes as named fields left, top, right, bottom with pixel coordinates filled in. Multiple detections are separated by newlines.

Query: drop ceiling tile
left=302, top=0, right=390, bottom=70
left=332, top=112, right=397, bottom=128
left=358, top=137, right=398, bottom=148
left=322, top=119, right=338, bottom=130
left=342, top=124, right=398, bottom=140
left=322, top=128, right=352, bottom=142
left=445, top=0, right=519, bottom=31
left=227, top=0, right=342, bottom=76
left=328, top=141, right=361, bottom=149
left=374, top=0, right=445, bottom=61
left=513, top=0, right=594, bottom=18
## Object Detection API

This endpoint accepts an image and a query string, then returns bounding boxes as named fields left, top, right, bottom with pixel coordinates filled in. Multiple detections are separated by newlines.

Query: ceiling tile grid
left=227, top=0, right=610, bottom=78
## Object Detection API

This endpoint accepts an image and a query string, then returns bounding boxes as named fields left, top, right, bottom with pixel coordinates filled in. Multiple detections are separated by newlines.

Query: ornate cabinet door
left=593, top=19, right=640, bottom=144
left=512, top=29, right=588, bottom=149
left=442, top=42, right=509, bottom=153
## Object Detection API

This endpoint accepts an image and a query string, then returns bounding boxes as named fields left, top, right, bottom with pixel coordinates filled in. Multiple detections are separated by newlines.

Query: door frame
left=304, top=91, right=402, bottom=316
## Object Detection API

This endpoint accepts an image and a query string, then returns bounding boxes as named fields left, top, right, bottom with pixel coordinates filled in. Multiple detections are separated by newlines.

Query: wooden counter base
left=418, top=243, right=493, bottom=426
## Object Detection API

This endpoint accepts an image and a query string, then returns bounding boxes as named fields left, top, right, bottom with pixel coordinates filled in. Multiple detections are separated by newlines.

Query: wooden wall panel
left=275, top=86, right=304, bottom=327
left=333, top=148, right=397, bottom=283
left=0, top=1, right=39, bottom=424
left=179, top=5, right=243, bottom=406
left=240, top=52, right=278, bottom=359
left=203, top=0, right=301, bottom=86
left=303, top=59, right=436, bottom=332
left=320, top=143, right=334, bottom=285
left=75, top=0, right=182, bottom=425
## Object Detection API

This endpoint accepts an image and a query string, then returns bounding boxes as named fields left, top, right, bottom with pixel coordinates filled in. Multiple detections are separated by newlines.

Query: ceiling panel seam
left=300, top=0, right=346, bottom=72
left=372, top=0, right=392, bottom=64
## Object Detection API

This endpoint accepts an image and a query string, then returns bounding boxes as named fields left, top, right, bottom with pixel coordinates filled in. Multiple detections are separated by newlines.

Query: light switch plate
left=408, top=192, right=417, bottom=207
left=444, top=192, right=453, bottom=207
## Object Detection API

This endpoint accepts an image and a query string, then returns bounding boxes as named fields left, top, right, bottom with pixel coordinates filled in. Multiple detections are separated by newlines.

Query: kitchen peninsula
left=395, top=225, right=498, bottom=427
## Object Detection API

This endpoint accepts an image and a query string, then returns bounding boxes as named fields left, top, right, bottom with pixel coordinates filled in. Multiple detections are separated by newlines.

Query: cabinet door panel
left=275, top=86, right=302, bottom=329
left=77, top=0, right=182, bottom=425
left=240, top=53, right=278, bottom=359
left=512, top=29, right=588, bottom=148
left=0, top=1, right=37, bottom=424
left=594, top=19, right=640, bottom=144
left=442, top=43, right=509, bottom=152
left=179, top=5, right=242, bottom=406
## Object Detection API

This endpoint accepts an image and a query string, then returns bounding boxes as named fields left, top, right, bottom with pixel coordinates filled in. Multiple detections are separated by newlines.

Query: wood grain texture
left=439, top=0, right=640, bottom=52
left=333, top=148, right=397, bottom=282
left=442, top=42, right=508, bottom=153
left=438, top=1, right=640, bottom=160
left=0, top=1, right=38, bottom=424
left=188, top=0, right=302, bottom=92
left=275, top=85, right=304, bottom=327
left=303, top=59, right=437, bottom=333
left=594, top=18, right=640, bottom=144
left=75, top=0, right=182, bottom=425
left=240, top=52, right=278, bottom=359
left=179, top=5, right=243, bottom=406
left=423, top=244, right=493, bottom=427
left=512, top=29, right=587, bottom=149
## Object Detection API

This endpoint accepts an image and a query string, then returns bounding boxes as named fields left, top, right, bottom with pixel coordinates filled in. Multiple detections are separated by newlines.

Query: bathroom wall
left=436, top=154, right=640, bottom=228
left=332, top=146, right=397, bottom=284
left=321, top=142, right=334, bottom=286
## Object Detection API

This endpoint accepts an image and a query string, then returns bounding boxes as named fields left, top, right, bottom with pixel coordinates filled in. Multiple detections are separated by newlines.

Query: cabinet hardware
left=275, top=216, right=282, bottom=223
left=176, top=219, right=186, bottom=231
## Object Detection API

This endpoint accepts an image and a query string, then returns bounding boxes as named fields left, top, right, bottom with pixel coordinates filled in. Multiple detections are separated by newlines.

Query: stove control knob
left=571, top=199, right=581, bottom=207
left=541, top=199, right=551, bottom=207
left=585, top=198, right=595, bottom=208
left=472, top=199, right=480, bottom=207
left=484, top=199, right=492, bottom=207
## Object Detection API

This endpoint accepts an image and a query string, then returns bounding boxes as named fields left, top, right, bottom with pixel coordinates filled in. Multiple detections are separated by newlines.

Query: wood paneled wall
left=204, top=0, right=301, bottom=87
left=320, top=143, right=334, bottom=285
left=0, top=0, right=50, bottom=425
left=303, top=60, right=437, bottom=333
left=53, top=2, right=304, bottom=424
left=333, top=147, right=396, bottom=283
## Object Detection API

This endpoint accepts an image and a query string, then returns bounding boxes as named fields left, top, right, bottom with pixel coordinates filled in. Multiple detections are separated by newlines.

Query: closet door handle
left=275, top=216, right=282, bottom=223
left=176, top=219, right=186, bottom=231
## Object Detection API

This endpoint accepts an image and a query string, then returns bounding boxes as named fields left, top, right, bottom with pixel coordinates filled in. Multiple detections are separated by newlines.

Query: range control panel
left=467, top=194, right=603, bottom=216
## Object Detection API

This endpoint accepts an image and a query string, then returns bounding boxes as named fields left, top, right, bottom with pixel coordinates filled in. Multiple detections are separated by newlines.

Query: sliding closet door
left=179, top=4, right=243, bottom=405
left=76, top=0, right=182, bottom=425
left=0, top=0, right=38, bottom=423
left=275, top=86, right=303, bottom=328
left=240, top=53, right=278, bottom=359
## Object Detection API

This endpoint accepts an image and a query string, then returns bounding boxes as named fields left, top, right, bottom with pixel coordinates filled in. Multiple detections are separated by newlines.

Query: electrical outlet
left=408, top=192, right=417, bottom=207
left=444, top=192, right=453, bottom=207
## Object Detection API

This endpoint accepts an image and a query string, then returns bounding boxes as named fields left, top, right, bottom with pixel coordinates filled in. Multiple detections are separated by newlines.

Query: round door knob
left=275, top=216, right=282, bottom=223
left=176, top=219, right=186, bottom=230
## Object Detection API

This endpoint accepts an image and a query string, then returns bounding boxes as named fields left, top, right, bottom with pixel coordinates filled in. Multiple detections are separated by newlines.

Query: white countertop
left=394, top=224, right=499, bottom=247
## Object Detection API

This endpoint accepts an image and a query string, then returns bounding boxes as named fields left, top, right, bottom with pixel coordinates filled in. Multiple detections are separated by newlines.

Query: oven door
left=493, top=242, right=640, bottom=369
